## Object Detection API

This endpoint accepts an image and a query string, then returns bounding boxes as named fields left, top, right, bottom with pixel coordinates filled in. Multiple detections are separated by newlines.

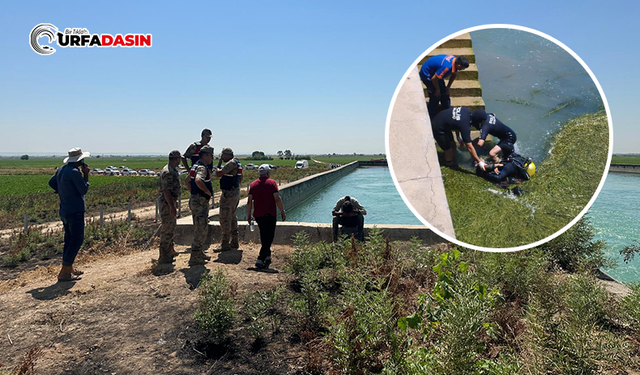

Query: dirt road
left=0, top=242, right=306, bottom=374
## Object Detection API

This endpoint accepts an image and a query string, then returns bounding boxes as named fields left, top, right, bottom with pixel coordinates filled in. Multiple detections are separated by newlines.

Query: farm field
left=612, top=155, right=640, bottom=165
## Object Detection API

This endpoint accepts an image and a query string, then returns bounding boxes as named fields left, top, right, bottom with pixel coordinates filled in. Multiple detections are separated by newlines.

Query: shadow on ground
left=26, top=281, right=76, bottom=300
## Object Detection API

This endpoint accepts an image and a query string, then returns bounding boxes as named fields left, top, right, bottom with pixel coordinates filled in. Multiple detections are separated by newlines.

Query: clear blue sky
left=1, top=0, right=637, bottom=155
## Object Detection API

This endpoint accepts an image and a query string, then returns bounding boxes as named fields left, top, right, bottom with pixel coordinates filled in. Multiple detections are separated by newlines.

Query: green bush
left=540, top=216, right=608, bottom=272
left=193, top=269, right=236, bottom=342
left=242, top=286, right=284, bottom=340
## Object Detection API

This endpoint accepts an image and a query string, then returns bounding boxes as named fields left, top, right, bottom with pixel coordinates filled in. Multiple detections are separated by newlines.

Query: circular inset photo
left=386, top=25, right=612, bottom=251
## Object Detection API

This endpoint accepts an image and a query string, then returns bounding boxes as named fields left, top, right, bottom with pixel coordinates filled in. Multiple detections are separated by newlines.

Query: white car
left=138, top=169, right=154, bottom=176
left=90, top=168, right=104, bottom=175
left=105, top=169, right=120, bottom=176
left=245, top=163, right=257, bottom=170
left=122, top=168, right=138, bottom=176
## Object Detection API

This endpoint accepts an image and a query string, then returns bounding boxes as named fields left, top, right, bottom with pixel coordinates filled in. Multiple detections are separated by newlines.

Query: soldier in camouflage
left=157, top=150, right=183, bottom=266
left=215, top=147, right=242, bottom=251
left=188, top=145, right=215, bottom=265
left=182, top=128, right=213, bottom=170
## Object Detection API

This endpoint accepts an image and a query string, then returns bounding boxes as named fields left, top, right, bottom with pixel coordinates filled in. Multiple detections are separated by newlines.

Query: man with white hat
left=49, top=147, right=91, bottom=281
left=246, top=164, right=285, bottom=269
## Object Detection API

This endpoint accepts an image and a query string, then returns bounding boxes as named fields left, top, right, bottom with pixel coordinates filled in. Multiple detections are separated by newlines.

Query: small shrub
left=1, top=253, right=20, bottom=267
left=620, top=282, right=640, bottom=331
left=194, top=269, right=236, bottom=342
left=243, top=286, right=284, bottom=340
left=540, top=216, right=608, bottom=272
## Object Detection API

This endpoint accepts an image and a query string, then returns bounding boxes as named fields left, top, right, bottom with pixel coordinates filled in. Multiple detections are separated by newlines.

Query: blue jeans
left=61, top=212, right=84, bottom=266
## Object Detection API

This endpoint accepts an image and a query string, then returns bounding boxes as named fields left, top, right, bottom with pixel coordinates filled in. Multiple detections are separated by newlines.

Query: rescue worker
left=471, top=109, right=518, bottom=162
left=419, top=55, right=469, bottom=118
left=188, top=145, right=214, bottom=265
left=477, top=153, right=535, bottom=189
left=431, top=106, right=486, bottom=170
left=215, top=148, right=242, bottom=251
left=332, top=195, right=366, bottom=241
left=182, top=128, right=213, bottom=170
left=156, top=150, right=182, bottom=267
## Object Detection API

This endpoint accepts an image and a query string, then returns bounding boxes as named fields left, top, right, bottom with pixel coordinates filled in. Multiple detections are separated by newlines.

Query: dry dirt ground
left=0, top=242, right=308, bottom=375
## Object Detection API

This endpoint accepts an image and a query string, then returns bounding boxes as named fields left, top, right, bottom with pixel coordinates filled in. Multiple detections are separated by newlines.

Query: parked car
left=105, top=169, right=120, bottom=176
left=295, top=160, right=309, bottom=169
left=118, top=166, right=127, bottom=169
left=245, top=163, right=257, bottom=170
left=138, top=169, right=154, bottom=176
left=122, top=168, right=138, bottom=176
left=90, top=168, right=104, bottom=175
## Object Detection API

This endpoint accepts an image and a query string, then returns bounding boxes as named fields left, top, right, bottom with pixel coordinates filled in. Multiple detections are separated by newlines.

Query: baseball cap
left=258, top=164, right=270, bottom=176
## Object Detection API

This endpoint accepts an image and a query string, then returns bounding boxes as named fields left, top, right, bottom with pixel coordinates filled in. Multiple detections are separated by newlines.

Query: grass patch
left=542, top=98, right=579, bottom=117
left=612, top=155, right=640, bottom=165
left=442, top=110, right=608, bottom=247
left=496, top=97, right=534, bottom=107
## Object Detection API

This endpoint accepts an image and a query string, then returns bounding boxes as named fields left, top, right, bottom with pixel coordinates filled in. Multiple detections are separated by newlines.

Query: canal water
left=286, top=167, right=422, bottom=225
left=589, top=172, right=640, bottom=283
left=470, top=28, right=604, bottom=164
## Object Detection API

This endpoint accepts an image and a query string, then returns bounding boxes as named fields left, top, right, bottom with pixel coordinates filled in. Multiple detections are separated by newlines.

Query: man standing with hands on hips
left=246, top=164, right=286, bottom=269
left=49, top=147, right=91, bottom=282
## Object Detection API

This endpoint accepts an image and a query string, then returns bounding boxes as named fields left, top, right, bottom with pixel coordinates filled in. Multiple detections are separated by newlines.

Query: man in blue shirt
left=49, top=148, right=91, bottom=282
left=471, top=109, right=518, bottom=162
left=419, top=55, right=469, bottom=118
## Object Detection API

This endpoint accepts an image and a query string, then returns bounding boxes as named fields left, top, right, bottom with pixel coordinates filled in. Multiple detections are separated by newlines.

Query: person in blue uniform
left=431, top=106, right=485, bottom=170
left=419, top=55, right=469, bottom=118
left=471, top=109, right=518, bottom=162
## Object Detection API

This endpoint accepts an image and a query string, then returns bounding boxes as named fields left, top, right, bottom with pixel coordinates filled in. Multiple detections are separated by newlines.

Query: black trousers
left=255, top=214, right=277, bottom=261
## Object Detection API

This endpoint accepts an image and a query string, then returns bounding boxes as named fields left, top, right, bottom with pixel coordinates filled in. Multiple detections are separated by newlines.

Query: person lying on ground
left=476, top=153, right=535, bottom=188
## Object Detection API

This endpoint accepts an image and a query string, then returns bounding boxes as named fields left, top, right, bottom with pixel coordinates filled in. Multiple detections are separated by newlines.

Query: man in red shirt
left=246, top=164, right=286, bottom=269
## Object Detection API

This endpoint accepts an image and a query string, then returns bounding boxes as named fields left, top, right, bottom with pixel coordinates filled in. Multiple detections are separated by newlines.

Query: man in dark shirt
left=471, top=109, right=518, bottom=162
left=431, top=106, right=485, bottom=169
left=48, top=148, right=91, bottom=281
left=246, top=164, right=286, bottom=269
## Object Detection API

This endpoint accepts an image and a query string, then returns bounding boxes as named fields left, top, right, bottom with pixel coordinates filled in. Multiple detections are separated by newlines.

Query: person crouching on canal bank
left=48, top=148, right=91, bottom=282
left=156, top=150, right=182, bottom=267
left=215, top=148, right=242, bottom=251
left=188, top=145, right=214, bottom=265
left=246, top=164, right=286, bottom=269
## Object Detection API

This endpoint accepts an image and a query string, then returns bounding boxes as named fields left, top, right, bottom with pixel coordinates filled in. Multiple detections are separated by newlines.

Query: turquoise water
left=589, top=172, right=640, bottom=283
left=286, top=167, right=422, bottom=225
left=471, top=29, right=604, bottom=164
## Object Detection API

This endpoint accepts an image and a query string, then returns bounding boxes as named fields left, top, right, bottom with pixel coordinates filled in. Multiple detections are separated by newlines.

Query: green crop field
left=0, top=156, right=169, bottom=171
left=612, top=155, right=640, bottom=165
left=442, top=110, right=609, bottom=248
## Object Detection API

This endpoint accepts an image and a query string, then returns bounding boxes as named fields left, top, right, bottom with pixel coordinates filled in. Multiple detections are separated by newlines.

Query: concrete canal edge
left=175, top=160, right=446, bottom=246
left=387, top=66, right=456, bottom=239
left=609, top=164, right=640, bottom=174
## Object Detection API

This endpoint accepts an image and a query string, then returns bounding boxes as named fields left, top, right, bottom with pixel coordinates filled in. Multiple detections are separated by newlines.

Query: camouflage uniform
left=158, top=163, right=181, bottom=263
left=218, top=157, right=242, bottom=250
left=189, top=159, right=213, bottom=263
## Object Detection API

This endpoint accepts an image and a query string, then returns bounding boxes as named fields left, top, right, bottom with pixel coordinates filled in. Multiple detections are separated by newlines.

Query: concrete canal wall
left=609, top=164, right=640, bottom=174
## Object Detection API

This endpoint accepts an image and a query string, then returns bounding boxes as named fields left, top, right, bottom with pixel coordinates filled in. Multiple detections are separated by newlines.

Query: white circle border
left=385, top=24, right=613, bottom=253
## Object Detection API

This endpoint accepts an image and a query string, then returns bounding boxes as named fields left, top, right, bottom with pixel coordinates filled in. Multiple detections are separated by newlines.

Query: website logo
left=30, top=24, right=58, bottom=55
left=29, top=23, right=152, bottom=55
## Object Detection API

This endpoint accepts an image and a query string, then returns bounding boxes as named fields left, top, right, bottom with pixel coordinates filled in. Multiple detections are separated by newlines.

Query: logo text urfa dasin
left=30, top=23, right=152, bottom=55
